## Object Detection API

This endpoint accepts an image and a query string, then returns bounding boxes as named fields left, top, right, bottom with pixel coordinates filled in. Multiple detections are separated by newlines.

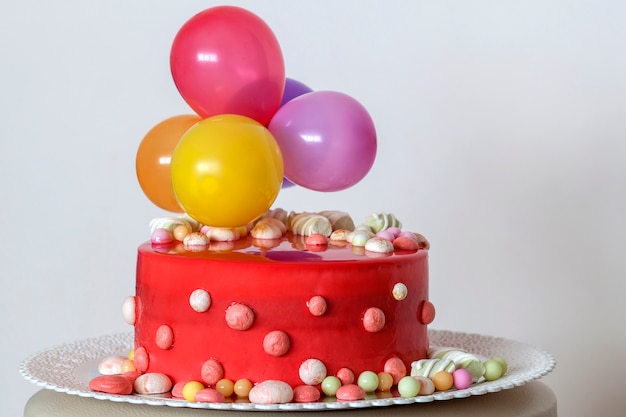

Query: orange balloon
left=136, top=115, right=201, bottom=212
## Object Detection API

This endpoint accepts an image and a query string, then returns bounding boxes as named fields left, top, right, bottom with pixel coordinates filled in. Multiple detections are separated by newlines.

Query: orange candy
left=432, top=371, right=454, bottom=391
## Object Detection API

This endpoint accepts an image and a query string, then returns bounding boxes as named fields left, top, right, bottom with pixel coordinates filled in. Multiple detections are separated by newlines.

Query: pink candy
left=362, top=307, right=386, bottom=332
left=335, top=384, right=365, bottom=401
left=453, top=368, right=473, bottom=390
left=292, top=385, right=321, bottom=402
left=195, top=388, right=226, bottom=403
left=151, top=228, right=173, bottom=245
left=89, top=375, right=133, bottom=395
left=200, top=358, right=224, bottom=386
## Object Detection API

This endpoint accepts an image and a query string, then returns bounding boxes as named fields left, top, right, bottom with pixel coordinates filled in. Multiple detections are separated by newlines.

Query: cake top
left=145, top=209, right=429, bottom=263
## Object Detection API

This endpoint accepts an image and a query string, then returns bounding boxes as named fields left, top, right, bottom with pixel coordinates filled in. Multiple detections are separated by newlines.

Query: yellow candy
left=127, top=349, right=134, bottom=361
left=182, top=381, right=205, bottom=402
left=216, top=378, right=234, bottom=397
left=234, top=378, right=253, bottom=398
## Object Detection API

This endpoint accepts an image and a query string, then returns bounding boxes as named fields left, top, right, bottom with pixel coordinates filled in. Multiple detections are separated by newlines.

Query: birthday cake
left=87, top=5, right=507, bottom=405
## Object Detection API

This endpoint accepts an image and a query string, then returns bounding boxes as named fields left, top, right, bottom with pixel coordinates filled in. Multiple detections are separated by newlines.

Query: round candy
left=121, top=296, right=136, bottom=325
left=263, top=330, right=290, bottom=356
left=397, top=376, right=420, bottom=398
left=336, top=367, right=355, bottom=385
left=201, top=358, right=224, bottom=385
left=376, top=372, right=394, bottom=392
left=293, top=385, right=321, bottom=402
left=234, top=378, right=253, bottom=397
left=362, top=307, right=385, bottom=332
left=383, top=356, right=407, bottom=384
left=321, top=376, right=342, bottom=396
left=452, top=368, right=473, bottom=390
left=492, top=357, right=508, bottom=375
left=189, top=289, right=211, bottom=313
left=248, top=380, right=294, bottom=404
left=133, top=347, right=149, bottom=372
left=134, top=373, right=172, bottom=395
left=357, top=370, right=379, bottom=393
left=392, top=283, right=408, bottom=301
left=182, top=381, right=205, bottom=402
left=483, top=359, right=504, bottom=381
left=335, top=384, right=365, bottom=401
left=432, top=371, right=454, bottom=391
left=225, top=303, right=255, bottom=330
left=299, top=359, right=327, bottom=385
left=195, top=388, right=226, bottom=403
left=307, top=295, right=327, bottom=316
left=155, top=324, right=174, bottom=350
left=215, top=378, right=234, bottom=397
left=89, top=375, right=133, bottom=395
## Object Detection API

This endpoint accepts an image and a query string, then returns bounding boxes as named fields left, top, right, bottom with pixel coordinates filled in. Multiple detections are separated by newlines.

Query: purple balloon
left=269, top=91, right=377, bottom=192
left=280, top=78, right=313, bottom=107
left=281, top=177, right=296, bottom=189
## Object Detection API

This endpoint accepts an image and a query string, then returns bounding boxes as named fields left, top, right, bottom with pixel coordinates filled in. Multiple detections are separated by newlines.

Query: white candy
left=189, top=289, right=211, bottom=313
left=204, top=227, right=240, bottom=242
left=318, top=210, right=355, bottom=231
left=98, top=355, right=127, bottom=375
left=134, top=373, right=172, bottom=394
left=248, top=380, right=294, bottom=404
left=149, top=216, right=194, bottom=234
left=183, top=232, right=209, bottom=247
left=250, top=219, right=283, bottom=239
left=288, top=213, right=333, bottom=236
left=299, top=359, right=327, bottom=385
left=364, top=237, right=394, bottom=253
left=121, top=296, right=136, bottom=325
left=392, top=283, right=408, bottom=300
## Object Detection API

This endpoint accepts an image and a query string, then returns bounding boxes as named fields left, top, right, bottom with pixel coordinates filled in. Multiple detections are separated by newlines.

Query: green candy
left=397, top=376, right=421, bottom=397
left=321, top=376, right=342, bottom=396
left=357, top=371, right=379, bottom=393
left=483, top=359, right=503, bottom=381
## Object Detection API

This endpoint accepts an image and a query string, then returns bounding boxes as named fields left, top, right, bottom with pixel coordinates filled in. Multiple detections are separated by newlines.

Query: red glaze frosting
left=133, top=234, right=432, bottom=388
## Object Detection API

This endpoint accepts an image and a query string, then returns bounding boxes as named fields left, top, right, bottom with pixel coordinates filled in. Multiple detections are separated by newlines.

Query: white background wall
left=2, top=1, right=625, bottom=416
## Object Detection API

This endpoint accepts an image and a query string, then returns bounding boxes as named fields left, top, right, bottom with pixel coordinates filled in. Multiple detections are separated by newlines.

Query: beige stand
left=25, top=380, right=556, bottom=417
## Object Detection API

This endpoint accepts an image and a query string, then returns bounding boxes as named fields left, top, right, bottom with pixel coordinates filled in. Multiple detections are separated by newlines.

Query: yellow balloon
left=171, top=114, right=284, bottom=227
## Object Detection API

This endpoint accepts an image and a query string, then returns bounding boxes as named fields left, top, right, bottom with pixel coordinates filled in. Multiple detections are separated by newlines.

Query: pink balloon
left=170, top=6, right=285, bottom=125
left=269, top=91, right=377, bottom=192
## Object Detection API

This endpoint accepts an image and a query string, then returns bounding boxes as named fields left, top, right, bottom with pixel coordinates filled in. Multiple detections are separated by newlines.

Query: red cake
left=127, top=216, right=434, bottom=390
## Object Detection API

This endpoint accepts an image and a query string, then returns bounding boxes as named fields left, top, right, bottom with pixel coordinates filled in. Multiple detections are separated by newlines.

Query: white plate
left=19, top=329, right=555, bottom=411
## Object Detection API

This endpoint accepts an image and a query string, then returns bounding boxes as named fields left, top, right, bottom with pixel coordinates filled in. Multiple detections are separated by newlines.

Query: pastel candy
left=318, top=210, right=355, bottom=231
left=89, top=375, right=133, bottom=395
left=413, top=376, right=435, bottom=395
left=299, top=359, right=327, bottom=385
left=287, top=212, right=333, bottom=237
left=335, top=384, right=365, bottom=401
left=364, top=237, right=394, bottom=253
left=248, top=380, right=294, bottom=404
left=97, top=355, right=127, bottom=375
left=195, top=388, right=226, bottom=403
left=428, top=347, right=484, bottom=381
left=383, top=356, right=407, bottom=385
left=411, top=358, right=455, bottom=378
left=201, top=358, right=224, bottom=385
left=361, top=213, right=402, bottom=233
left=292, top=385, right=321, bottom=403
left=121, top=296, right=136, bottom=325
left=133, top=372, right=172, bottom=394
left=392, top=236, right=419, bottom=251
